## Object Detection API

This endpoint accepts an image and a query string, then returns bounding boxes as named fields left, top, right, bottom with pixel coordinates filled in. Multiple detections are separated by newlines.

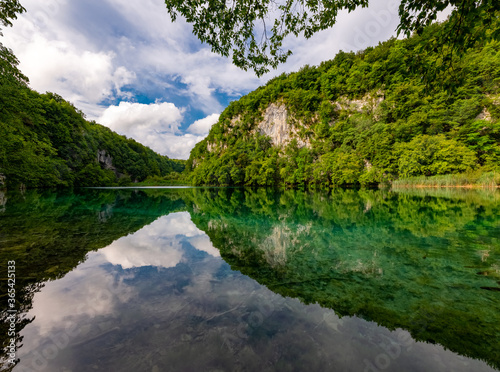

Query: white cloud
left=22, top=253, right=135, bottom=341
left=188, top=235, right=221, bottom=257
left=19, top=211, right=219, bottom=348
left=98, top=101, right=183, bottom=134
left=100, top=212, right=219, bottom=269
left=140, top=132, right=206, bottom=160
left=101, top=236, right=184, bottom=270
left=187, top=113, right=220, bottom=135
left=103, top=0, right=260, bottom=110
left=97, top=101, right=208, bottom=159
left=3, top=16, right=136, bottom=109
left=12, top=0, right=259, bottom=115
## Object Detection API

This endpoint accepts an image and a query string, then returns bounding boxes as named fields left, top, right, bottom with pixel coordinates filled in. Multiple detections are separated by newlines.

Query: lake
left=1, top=187, right=499, bottom=372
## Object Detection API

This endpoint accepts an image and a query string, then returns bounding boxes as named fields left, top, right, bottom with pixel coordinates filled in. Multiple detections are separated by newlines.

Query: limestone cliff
left=204, top=91, right=385, bottom=155
left=186, top=32, right=499, bottom=187
left=256, top=103, right=309, bottom=148
left=97, top=150, right=115, bottom=170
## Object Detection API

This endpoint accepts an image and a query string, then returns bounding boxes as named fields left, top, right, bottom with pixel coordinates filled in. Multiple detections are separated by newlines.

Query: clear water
left=0, top=187, right=499, bottom=372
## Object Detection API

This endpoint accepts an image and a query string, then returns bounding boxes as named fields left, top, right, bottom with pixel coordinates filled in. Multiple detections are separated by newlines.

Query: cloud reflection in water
left=13, top=211, right=496, bottom=372
left=100, top=212, right=219, bottom=269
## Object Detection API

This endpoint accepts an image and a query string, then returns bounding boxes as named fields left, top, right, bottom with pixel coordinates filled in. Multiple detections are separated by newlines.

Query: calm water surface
left=0, top=188, right=499, bottom=372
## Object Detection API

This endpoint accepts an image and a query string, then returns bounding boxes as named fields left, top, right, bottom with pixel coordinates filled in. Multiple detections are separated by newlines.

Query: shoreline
left=392, top=185, right=500, bottom=189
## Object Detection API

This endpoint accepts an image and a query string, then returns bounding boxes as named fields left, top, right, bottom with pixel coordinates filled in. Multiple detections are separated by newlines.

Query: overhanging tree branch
left=164, top=0, right=500, bottom=76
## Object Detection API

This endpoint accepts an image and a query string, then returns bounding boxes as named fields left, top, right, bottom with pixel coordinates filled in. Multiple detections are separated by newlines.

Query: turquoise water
left=0, top=188, right=499, bottom=372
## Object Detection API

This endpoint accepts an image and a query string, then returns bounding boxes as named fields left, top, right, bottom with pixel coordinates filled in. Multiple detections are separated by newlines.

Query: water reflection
left=13, top=209, right=495, bottom=372
left=186, top=188, right=500, bottom=370
left=1, top=188, right=498, bottom=372
left=0, top=189, right=186, bottom=371
left=100, top=212, right=219, bottom=269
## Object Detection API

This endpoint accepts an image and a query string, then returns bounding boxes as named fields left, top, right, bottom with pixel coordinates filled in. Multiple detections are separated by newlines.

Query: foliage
left=164, top=0, right=500, bottom=75
left=0, top=44, right=27, bottom=85
left=1, top=187, right=500, bottom=369
left=135, top=171, right=189, bottom=186
left=0, top=82, right=184, bottom=189
left=0, top=1, right=185, bottom=190
left=187, top=20, right=500, bottom=188
left=396, top=134, right=477, bottom=177
left=0, top=0, right=25, bottom=34
left=393, top=170, right=500, bottom=188
left=0, top=188, right=187, bottom=369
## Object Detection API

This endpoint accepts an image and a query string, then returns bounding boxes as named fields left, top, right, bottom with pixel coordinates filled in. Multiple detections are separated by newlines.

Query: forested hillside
left=186, top=21, right=500, bottom=188
left=0, top=46, right=184, bottom=189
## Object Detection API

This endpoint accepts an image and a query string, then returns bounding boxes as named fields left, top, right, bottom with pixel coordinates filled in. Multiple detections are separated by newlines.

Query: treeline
left=0, top=46, right=184, bottom=189
left=186, top=20, right=500, bottom=187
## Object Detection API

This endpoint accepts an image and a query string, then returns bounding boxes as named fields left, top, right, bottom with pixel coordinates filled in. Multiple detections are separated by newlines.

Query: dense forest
left=186, top=20, right=500, bottom=188
left=0, top=46, right=184, bottom=189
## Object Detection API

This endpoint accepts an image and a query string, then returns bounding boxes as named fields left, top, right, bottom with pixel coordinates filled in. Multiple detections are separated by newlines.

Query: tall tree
left=164, top=0, right=500, bottom=76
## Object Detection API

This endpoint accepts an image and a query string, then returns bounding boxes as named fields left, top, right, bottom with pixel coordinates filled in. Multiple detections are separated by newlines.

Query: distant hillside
left=186, top=22, right=500, bottom=187
left=0, top=46, right=184, bottom=189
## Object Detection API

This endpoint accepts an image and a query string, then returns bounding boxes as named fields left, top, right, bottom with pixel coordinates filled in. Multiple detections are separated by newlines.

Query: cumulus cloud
left=22, top=253, right=135, bottom=341
left=139, top=132, right=206, bottom=160
left=100, top=212, right=219, bottom=269
left=19, top=211, right=219, bottom=348
left=98, top=101, right=211, bottom=159
left=187, top=113, right=220, bottom=135
left=188, top=235, right=221, bottom=257
left=98, top=101, right=183, bottom=134
left=6, top=0, right=406, bottom=113
left=3, top=17, right=136, bottom=113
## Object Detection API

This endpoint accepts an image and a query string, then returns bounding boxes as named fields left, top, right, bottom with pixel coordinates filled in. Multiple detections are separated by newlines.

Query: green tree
left=0, top=0, right=27, bottom=85
left=164, top=0, right=500, bottom=76
left=0, top=0, right=25, bottom=34
left=186, top=18, right=500, bottom=188
left=0, top=44, right=28, bottom=85
left=397, top=134, right=477, bottom=177
left=330, top=149, right=364, bottom=186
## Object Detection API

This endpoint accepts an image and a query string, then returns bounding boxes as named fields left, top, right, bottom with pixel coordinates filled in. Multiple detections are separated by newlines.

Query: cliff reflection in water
left=185, top=188, right=500, bottom=369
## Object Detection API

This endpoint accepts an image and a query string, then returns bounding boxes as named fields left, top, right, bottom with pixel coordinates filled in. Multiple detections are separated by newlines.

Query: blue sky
left=3, top=0, right=422, bottom=159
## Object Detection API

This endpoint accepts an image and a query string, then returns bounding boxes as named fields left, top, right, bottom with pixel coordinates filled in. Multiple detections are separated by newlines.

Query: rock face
left=0, top=190, right=6, bottom=212
left=206, top=91, right=385, bottom=154
left=256, top=103, right=309, bottom=148
left=335, top=91, right=384, bottom=114
left=253, top=93, right=384, bottom=149
left=0, top=173, right=6, bottom=188
left=476, top=107, right=492, bottom=121
left=97, top=150, right=115, bottom=170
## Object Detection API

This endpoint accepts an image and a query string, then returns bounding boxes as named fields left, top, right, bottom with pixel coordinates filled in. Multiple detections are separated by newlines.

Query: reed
left=392, top=171, right=499, bottom=188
